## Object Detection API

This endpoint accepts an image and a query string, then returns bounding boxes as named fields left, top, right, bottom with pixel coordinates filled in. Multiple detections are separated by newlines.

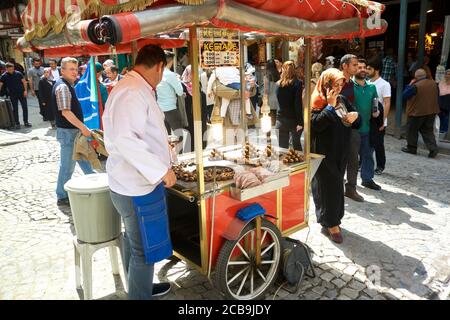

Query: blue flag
left=75, top=57, right=100, bottom=129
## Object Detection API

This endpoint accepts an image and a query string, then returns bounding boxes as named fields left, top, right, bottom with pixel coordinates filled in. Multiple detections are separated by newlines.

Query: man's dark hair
left=5, top=62, right=14, bottom=68
left=110, top=65, right=119, bottom=74
left=367, top=57, right=382, bottom=72
left=340, top=54, right=357, bottom=67
left=49, top=58, right=57, bottom=64
left=135, top=45, right=167, bottom=68
left=33, top=58, right=41, bottom=62
left=358, top=58, right=367, bottom=65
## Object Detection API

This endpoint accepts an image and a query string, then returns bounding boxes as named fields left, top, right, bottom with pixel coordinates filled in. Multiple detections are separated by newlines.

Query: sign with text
left=199, top=28, right=240, bottom=68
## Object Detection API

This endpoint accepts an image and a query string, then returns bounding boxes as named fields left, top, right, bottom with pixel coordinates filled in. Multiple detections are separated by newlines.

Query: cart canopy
left=18, top=0, right=386, bottom=52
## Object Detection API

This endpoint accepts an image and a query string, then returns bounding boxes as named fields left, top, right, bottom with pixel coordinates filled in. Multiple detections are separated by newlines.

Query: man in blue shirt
left=156, top=51, right=184, bottom=134
left=352, top=59, right=381, bottom=191
left=0, top=62, right=31, bottom=129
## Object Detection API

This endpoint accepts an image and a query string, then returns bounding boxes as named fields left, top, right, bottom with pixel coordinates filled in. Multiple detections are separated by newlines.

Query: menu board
left=198, top=28, right=240, bottom=68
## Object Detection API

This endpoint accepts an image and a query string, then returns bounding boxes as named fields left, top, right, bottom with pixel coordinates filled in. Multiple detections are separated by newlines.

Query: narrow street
left=1, top=99, right=449, bottom=300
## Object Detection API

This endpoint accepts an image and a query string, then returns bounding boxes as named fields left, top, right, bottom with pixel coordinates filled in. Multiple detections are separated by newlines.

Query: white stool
left=73, top=234, right=128, bottom=300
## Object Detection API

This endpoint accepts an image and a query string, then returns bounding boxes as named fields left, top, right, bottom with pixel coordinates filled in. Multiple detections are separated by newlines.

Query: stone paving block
left=329, top=269, right=342, bottom=278
left=363, top=288, right=379, bottom=298
left=340, top=274, right=353, bottom=283
left=325, top=289, right=338, bottom=299
left=332, top=278, right=347, bottom=289
left=387, top=288, right=404, bottom=300
left=320, top=272, right=335, bottom=282
left=354, top=271, right=368, bottom=283
left=340, top=288, right=360, bottom=299
left=349, top=280, right=367, bottom=291
left=337, top=295, right=352, bottom=300
left=318, top=263, right=332, bottom=271
left=302, top=291, right=321, bottom=300
left=331, top=262, right=348, bottom=272
left=324, top=281, right=336, bottom=289
left=343, top=265, right=359, bottom=276
left=312, top=285, right=327, bottom=296
left=321, top=256, right=339, bottom=264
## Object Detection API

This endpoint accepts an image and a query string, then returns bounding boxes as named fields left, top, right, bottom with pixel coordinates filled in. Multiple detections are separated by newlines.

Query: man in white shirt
left=367, top=58, right=391, bottom=175
left=103, top=45, right=176, bottom=300
left=48, top=59, right=61, bottom=81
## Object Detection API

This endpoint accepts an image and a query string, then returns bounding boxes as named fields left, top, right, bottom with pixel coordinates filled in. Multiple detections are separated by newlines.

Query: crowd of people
left=0, top=44, right=447, bottom=300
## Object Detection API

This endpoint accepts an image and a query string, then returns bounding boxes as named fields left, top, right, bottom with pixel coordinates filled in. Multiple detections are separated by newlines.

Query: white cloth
left=208, top=67, right=240, bottom=89
left=370, top=77, right=391, bottom=127
left=103, top=70, right=172, bottom=196
left=201, top=71, right=214, bottom=106
left=207, top=67, right=251, bottom=117
left=50, top=68, right=60, bottom=81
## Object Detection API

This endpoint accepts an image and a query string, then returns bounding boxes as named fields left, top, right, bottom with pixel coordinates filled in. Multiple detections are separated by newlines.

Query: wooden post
left=255, top=216, right=262, bottom=266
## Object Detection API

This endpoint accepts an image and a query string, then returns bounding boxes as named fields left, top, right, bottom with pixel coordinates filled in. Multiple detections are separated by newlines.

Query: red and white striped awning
left=21, top=0, right=203, bottom=41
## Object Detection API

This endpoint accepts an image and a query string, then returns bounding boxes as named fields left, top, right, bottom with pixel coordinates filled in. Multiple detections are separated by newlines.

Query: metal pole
left=244, top=44, right=248, bottom=64
left=303, top=38, right=312, bottom=222
left=240, top=35, right=247, bottom=141
left=173, top=48, right=178, bottom=74
left=266, top=42, right=272, bottom=60
left=417, top=0, right=428, bottom=66
left=395, top=0, right=408, bottom=136
left=188, top=26, right=208, bottom=274
left=304, top=38, right=312, bottom=161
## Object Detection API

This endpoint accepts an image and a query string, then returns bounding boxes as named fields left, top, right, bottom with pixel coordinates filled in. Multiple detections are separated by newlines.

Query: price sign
left=198, top=28, right=240, bottom=68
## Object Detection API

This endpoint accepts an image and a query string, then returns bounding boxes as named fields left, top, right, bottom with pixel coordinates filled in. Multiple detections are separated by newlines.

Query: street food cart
left=18, top=0, right=386, bottom=300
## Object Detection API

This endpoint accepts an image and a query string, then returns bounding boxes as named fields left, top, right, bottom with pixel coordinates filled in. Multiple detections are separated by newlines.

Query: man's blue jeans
left=110, top=191, right=155, bottom=300
left=359, top=133, right=375, bottom=183
left=56, top=128, right=94, bottom=200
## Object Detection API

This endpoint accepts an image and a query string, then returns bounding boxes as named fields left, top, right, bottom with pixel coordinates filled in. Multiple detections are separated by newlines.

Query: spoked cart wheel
left=215, top=219, right=282, bottom=300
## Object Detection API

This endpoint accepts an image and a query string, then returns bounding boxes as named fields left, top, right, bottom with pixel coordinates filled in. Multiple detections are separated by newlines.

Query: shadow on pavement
left=350, top=188, right=434, bottom=231
left=332, top=229, right=439, bottom=299
left=156, top=256, right=224, bottom=300
left=378, top=169, right=449, bottom=206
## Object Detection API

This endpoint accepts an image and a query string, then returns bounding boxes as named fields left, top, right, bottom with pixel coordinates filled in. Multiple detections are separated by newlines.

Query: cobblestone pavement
left=1, top=99, right=449, bottom=300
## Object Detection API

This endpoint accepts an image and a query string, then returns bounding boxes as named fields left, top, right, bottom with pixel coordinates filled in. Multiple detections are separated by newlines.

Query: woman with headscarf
left=276, top=61, right=303, bottom=150
left=181, top=65, right=207, bottom=151
left=310, top=68, right=361, bottom=243
left=38, top=68, right=56, bottom=128
left=438, top=69, right=450, bottom=133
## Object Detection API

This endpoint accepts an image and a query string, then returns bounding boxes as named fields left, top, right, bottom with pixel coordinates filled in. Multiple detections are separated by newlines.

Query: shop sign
left=198, top=28, right=240, bottom=68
